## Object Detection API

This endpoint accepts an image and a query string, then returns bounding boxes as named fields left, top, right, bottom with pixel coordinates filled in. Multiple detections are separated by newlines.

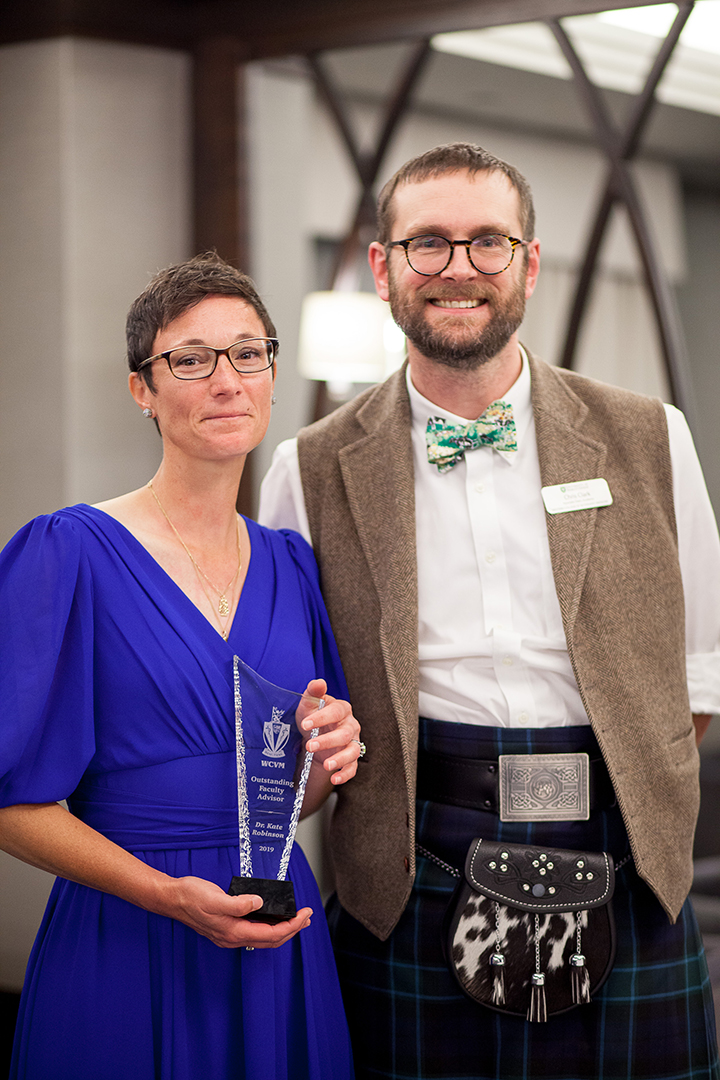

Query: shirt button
left=485, top=551, right=496, bottom=564
left=502, top=656, right=513, bottom=667
left=517, top=712, right=530, bottom=725
left=475, top=483, right=485, bottom=494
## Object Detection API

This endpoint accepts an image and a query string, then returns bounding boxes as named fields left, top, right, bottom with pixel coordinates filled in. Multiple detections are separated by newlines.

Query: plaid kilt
left=328, top=720, right=719, bottom=1080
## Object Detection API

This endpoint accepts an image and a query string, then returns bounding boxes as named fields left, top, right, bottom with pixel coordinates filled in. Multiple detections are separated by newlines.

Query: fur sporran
left=442, top=839, right=616, bottom=1021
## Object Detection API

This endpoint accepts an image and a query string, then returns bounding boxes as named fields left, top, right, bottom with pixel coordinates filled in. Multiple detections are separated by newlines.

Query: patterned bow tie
left=426, top=401, right=517, bottom=473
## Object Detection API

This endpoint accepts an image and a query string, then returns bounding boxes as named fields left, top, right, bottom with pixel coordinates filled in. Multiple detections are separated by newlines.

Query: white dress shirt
left=259, top=353, right=720, bottom=726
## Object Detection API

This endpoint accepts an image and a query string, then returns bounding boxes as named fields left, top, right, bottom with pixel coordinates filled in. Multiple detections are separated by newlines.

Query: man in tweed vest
left=260, top=142, right=720, bottom=1079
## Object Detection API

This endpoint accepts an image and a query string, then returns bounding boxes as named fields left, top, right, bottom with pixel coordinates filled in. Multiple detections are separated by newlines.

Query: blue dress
left=0, top=505, right=354, bottom=1080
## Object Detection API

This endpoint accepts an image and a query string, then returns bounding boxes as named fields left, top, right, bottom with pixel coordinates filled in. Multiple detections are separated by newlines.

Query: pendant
left=218, top=594, right=230, bottom=617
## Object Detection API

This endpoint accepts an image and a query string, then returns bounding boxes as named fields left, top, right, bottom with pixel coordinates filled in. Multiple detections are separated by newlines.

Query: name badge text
left=541, top=478, right=613, bottom=515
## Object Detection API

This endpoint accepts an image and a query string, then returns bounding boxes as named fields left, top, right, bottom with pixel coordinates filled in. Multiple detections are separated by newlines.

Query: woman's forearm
left=0, top=802, right=175, bottom=913
left=0, top=802, right=313, bottom=948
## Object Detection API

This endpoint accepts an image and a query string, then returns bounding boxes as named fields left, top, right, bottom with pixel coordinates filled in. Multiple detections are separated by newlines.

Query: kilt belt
left=417, top=737, right=616, bottom=822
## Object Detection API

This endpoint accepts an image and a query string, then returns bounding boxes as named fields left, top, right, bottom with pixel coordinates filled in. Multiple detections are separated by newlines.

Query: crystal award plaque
left=227, top=655, right=321, bottom=923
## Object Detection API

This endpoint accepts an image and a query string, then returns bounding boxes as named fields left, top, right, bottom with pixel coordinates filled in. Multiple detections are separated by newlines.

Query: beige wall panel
left=0, top=41, right=67, bottom=544
left=0, top=36, right=191, bottom=990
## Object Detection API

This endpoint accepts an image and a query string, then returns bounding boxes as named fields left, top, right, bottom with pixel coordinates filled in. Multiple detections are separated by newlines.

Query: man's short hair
left=376, top=142, right=535, bottom=246
left=126, top=252, right=277, bottom=388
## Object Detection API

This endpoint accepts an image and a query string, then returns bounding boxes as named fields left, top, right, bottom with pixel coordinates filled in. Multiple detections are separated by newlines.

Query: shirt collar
left=406, top=346, right=533, bottom=462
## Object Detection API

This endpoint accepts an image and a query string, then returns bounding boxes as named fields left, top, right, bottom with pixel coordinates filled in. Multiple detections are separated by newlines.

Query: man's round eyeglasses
left=136, top=337, right=279, bottom=381
left=387, top=233, right=528, bottom=277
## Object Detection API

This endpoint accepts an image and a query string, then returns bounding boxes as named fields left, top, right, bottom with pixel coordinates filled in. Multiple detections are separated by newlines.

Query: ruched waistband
left=69, top=752, right=240, bottom=851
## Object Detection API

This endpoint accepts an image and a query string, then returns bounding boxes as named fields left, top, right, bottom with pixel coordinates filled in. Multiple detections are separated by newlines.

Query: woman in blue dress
left=0, top=254, right=361, bottom=1080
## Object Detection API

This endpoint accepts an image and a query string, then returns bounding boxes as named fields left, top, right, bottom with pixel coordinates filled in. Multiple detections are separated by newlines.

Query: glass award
left=227, top=655, right=321, bottom=924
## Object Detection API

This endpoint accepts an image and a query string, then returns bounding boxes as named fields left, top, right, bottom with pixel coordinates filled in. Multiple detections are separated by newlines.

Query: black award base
left=227, top=877, right=297, bottom=924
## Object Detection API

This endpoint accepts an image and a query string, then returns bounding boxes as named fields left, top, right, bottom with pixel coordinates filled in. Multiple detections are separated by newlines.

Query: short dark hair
left=376, top=142, right=535, bottom=246
left=126, top=252, right=277, bottom=388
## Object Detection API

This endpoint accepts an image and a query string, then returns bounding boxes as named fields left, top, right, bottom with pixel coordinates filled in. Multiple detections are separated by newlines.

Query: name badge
left=541, top=478, right=613, bottom=515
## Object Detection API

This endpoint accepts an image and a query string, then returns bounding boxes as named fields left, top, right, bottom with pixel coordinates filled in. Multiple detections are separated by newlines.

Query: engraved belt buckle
left=498, top=752, right=590, bottom=822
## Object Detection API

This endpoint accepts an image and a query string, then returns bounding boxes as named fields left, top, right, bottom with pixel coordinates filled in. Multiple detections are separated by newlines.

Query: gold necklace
left=148, top=480, right=242, bottom=638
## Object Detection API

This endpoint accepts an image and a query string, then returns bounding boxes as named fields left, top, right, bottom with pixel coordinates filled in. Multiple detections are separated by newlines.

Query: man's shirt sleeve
left=665, top=404, right=720, bottom=714
left=258, top=437, right=312, bottom=545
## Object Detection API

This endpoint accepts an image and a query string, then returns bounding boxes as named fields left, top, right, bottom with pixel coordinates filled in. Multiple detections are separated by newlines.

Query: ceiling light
left=432, top=3, right=720, bottom=116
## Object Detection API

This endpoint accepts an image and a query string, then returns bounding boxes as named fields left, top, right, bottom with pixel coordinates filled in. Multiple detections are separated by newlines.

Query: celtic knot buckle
left=498, top=753, right=590, bottom=822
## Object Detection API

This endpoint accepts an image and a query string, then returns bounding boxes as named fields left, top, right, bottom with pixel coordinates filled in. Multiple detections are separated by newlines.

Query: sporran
left=439, top=838, right=616, bottom=1021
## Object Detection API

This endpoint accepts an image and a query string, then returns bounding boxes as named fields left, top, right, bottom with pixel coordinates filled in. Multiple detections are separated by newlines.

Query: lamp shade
left=297, top=291, right=405, bottom=385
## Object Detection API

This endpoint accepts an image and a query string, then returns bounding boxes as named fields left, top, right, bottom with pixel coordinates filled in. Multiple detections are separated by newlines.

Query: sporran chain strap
left=571, top=911, right=591, bottom=1005
left=415, top=843, right=461, bottom=878
left=491, top=902, right=506, bottom=1005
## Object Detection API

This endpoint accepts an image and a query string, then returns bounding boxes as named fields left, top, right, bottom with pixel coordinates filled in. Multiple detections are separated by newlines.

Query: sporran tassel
left=528, top=972, right=547, bottom=1022
left=570, top=953, right=591, bottom=1004
left=527, top=913, right=548, bottom=1022
left=490, top=953, right=506, bottom=1006
left=571, top=912, right=591, bottom=1004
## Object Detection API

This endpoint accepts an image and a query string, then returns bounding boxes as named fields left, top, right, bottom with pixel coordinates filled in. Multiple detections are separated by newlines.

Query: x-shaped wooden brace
left=548, top=3, right=697, bottom=427
left=305, top=41, right=431, bottom=416
left=307, top=40, right=432, bottom=290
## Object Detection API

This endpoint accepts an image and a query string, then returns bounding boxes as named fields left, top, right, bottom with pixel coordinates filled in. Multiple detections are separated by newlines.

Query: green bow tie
left=426, top=402, right=517, bottom=473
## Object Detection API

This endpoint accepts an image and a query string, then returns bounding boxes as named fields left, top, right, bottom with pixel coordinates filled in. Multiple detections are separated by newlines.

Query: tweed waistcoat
left=298, top=355, right=698, bottom=940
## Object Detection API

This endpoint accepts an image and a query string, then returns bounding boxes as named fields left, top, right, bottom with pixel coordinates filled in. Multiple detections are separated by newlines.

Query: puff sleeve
left=0, top=514, right=96, bottom=806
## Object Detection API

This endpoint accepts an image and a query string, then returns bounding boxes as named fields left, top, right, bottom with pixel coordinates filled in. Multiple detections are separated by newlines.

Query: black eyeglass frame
left=386, top=234, right=529, bottom=277
left=135, top=337, right=279, bottom=381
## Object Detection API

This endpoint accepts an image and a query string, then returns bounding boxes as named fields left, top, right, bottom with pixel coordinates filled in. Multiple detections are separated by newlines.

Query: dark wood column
left=193, top=36, right=248, bottom=265
left=192, top=37, right=255, bottom=514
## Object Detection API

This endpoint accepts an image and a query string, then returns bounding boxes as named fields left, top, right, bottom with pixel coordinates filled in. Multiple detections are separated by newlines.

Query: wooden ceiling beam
left=227, top=0, right=665, bottom=58
left=0, top=0, right=666, bottom=56
left=0, top=0, right=198, bottom=53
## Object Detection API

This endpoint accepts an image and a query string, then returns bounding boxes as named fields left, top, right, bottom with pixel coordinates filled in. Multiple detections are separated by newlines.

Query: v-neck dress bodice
left=0, top=505, right=353, bottom=1080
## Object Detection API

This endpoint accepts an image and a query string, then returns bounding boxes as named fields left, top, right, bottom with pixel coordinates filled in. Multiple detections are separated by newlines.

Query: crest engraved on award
left=227, top=656, right=321, bottom=923
left=262, top=710, right=291, bottom=758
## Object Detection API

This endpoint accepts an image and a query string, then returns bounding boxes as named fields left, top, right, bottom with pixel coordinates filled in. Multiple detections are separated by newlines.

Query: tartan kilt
left=327, top=720, right=719, bottom=1080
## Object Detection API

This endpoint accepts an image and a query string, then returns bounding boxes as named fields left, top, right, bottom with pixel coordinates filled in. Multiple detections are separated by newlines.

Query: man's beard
left=387, top=272, right=527, bottom=371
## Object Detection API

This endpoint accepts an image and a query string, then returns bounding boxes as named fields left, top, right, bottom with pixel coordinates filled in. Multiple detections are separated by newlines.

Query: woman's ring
left=351, top=739, right=367, bottom=758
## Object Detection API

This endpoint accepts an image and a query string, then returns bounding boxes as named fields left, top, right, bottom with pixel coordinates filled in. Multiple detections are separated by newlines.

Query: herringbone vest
left=298, top=355, right=698, bottom=940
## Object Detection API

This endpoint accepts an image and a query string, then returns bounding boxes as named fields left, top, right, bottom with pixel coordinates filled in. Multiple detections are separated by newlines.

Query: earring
left=142, top=407, right=153, bottom=418
left=271, top=396, right=277, bottom=405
